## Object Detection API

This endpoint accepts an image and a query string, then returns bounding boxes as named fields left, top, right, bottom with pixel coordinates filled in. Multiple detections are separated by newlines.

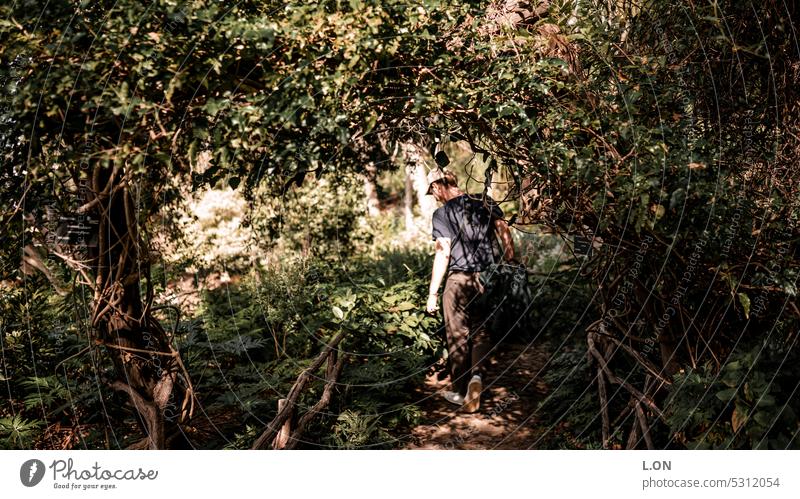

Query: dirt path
left=404, top=341, right=551, bottom=449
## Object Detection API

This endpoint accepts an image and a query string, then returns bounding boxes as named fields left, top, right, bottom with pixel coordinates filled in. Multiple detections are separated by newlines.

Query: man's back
left=431, top=194, right=504, bottom=272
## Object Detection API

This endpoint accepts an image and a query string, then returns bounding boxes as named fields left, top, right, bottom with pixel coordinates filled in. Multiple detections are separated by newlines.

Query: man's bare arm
left=493, top=219, right=516, bottom=262
left=429, top=238, right=451, bottom=295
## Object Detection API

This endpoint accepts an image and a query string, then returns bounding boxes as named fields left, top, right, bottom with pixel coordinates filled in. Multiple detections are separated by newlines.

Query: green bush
left=251, top=174, right=373, bottom=261
left=183, top=250, right=440, bottom=449
left=666, top=340, right=800, bottom=450
left=0, top=277, right=119, bottom=449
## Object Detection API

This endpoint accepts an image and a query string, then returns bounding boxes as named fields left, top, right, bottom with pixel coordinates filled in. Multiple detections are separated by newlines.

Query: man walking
left=425, top=168, right=516, bottom=413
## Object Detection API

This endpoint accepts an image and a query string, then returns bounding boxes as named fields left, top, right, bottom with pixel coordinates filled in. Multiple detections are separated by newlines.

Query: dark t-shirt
left=431, top=194, right=504, bottom=272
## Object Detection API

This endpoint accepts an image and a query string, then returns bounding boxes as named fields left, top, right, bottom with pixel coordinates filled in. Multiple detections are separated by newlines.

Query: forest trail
left=405, top=342, right=551, bottom=449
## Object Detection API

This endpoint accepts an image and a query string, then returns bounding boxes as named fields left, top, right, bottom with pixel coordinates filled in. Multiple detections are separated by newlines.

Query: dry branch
left=588, top=332, right=665, bottom=420
left=283, top=351, right=346, bottom=450
left=597, top=365, right=610, bottom=449
left=252, top=330, right=347, bottom=450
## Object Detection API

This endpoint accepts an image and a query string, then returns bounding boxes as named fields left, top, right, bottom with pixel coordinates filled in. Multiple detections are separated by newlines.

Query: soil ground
left=405, top=341, right=551, bottom=449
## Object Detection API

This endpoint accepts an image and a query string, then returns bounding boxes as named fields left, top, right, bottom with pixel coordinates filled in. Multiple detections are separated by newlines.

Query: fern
left=214, top=335, right=269, bottom=356
left=20, top=376, right=70, bottom=411
left=224, top=424, right=259, bottom=450
left=327, top=410, right=389, bottom=449
left=0, top=415, right=43, bottom=449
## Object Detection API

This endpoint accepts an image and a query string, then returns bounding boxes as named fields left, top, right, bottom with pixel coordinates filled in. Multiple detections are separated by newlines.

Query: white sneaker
left=443, top=390, right=465, bottom=406
left=464, top=375, right=482, bottom=413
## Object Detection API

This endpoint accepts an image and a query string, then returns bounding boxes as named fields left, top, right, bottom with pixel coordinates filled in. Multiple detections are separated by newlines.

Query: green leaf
left=398, top=323, right=414, bottom=335
left=204, top=98, right=223, bottom=116
left=752, top=411, right=772, bottom=427
left=715, top=387, right=738, bottom=401
left=382, top=294, right=399, bottom=304
left=737, top=292, right=751, bottom=319
left=721, top=365, right=743, bottom=387
left=756, top=394, right=775, bottom=407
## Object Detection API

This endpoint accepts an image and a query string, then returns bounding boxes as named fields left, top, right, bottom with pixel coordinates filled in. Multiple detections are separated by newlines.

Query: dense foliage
left=2, top=0, right=798, bottom=449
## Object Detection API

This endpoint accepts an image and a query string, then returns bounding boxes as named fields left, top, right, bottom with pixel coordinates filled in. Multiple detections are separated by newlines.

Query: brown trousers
left=443, top=270, right=491, bottom=395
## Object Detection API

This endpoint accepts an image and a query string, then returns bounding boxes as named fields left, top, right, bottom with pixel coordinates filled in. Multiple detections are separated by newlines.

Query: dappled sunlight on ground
left=406, top=342, right=550, bottom=449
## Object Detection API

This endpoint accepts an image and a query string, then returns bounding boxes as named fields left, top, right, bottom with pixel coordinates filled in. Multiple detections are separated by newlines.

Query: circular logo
left=20, top=459, right=46, bottom=487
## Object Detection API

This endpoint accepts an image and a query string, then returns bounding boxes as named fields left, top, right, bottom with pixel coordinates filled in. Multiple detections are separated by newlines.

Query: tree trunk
left=363, top=161, right=381, bottom=218
left=400, top=143, right=437, bottom=226
left=87, top=164, right=192, bottom=449
left=413, top=161, right=438, bottom=224
left=404, top=163, right=415, bottom=231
